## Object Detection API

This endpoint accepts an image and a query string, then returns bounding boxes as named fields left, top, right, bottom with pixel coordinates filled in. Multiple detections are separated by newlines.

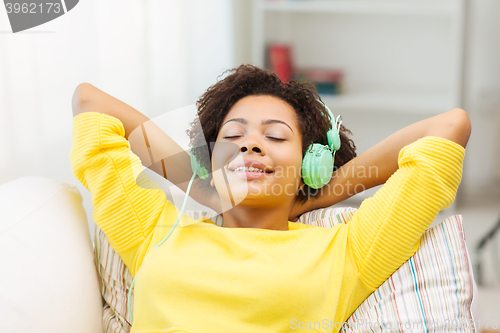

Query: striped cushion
left=93, top=208, right=475, bottom=332
left=341, top=215, right=476, bottom=332
left=94, top=226, right=133, bottom=332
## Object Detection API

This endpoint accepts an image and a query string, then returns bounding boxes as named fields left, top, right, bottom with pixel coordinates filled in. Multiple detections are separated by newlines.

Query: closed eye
left=223, top=135, right=286, bottom=142
left=268, top=137, right=286, bottom=141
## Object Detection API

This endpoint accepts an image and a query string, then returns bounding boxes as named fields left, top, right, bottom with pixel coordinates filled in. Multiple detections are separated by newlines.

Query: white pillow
left=0, top=176, right=103, bottom=333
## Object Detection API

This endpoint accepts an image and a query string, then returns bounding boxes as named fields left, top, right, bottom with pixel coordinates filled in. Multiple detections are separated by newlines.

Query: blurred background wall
left=0, top=0, right=234, bottom=187
left=3, top=0, right=498, bottom=200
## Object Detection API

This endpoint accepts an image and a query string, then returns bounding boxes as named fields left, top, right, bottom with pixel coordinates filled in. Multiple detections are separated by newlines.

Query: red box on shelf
left=268, top=44, right=294, bottom=83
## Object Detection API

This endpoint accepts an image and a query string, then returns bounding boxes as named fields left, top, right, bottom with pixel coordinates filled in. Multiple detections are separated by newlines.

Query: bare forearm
left=71, top=83, right=219, bottom=210
left=72, top=83, right=151, bottom=139
left=72, top=83, right=182, bottom=179
left=306, top=108, right=471, bottom=211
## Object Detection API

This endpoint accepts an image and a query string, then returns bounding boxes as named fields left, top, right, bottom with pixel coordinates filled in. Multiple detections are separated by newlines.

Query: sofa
left=0, top=176, right=480, bottom=333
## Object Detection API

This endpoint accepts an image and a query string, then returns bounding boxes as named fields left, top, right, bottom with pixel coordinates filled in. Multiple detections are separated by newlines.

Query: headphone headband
left=319, top=101, right=342, bottom=152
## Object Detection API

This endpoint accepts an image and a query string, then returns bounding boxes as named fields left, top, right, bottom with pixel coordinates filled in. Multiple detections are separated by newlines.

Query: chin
left=215, top=179, right=298, bottom=208
left=230, top=190, right=269, bottom=205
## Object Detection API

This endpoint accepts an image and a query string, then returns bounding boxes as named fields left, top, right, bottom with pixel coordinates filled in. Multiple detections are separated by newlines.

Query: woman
left=70, top=65, right=470, bottom=332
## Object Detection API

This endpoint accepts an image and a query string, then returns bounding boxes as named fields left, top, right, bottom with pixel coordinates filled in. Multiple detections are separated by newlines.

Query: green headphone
left=301, top=102, right=342, bottom=189
left=190, top=100, right=342, bottom=190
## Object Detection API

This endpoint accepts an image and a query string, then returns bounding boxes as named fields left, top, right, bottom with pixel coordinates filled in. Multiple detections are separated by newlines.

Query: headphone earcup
left=190, top=152, right=209, bottom=179
left=301, top=143, right=334, bottom=189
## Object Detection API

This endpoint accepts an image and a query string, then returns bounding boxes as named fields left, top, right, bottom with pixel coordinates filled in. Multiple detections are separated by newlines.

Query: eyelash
left=223, top=135, right=286, bottom=142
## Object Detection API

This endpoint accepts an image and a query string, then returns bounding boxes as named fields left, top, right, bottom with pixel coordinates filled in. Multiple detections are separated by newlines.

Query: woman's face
left=211, top=95, right=303, bottom=210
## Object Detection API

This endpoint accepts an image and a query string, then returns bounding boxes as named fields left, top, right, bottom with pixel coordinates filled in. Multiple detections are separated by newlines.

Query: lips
left=228, top=160, right=274, bottom=173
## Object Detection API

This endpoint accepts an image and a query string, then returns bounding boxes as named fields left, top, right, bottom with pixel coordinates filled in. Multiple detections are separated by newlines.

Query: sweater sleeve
left=347, top=136, right=465, bottom=289
left=69, top=112, right=168, bottom=272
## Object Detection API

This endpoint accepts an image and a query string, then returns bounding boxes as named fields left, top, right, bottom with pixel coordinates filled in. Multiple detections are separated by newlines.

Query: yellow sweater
left=69, top=112, right=465, bottom=333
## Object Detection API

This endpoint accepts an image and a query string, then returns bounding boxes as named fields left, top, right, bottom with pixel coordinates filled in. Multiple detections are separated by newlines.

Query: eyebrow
left=222, top=118, right=294, bottom=133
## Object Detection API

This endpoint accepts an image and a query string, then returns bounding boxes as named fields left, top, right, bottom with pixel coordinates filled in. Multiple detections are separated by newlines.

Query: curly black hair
left=187, top=64, right=356, bottom=203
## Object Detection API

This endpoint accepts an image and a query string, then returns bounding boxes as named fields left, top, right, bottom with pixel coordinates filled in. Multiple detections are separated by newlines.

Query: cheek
left=274, top=150, right=303, bottom=181
left=211, top=142, right=240, bottom=172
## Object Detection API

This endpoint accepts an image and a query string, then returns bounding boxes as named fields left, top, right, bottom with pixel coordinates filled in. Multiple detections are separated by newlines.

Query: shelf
left=260, top=0, right=459, bottom=16
left=320, top=92, right=456, bottom=114
left=254, top=0, right=466, bottom=114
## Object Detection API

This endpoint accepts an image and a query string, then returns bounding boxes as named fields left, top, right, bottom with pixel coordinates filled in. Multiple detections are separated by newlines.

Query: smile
left=232, top=166, right=271, bottom=173
left=228, top=166, right=273, bottom=179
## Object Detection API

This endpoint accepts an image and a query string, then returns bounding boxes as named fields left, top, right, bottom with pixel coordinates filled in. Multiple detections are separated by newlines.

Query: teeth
left=234, top=166, right=266, bottom=173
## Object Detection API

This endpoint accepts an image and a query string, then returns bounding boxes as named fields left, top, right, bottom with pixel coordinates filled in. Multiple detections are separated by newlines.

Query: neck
left=221, top=202, right=292, bottom=230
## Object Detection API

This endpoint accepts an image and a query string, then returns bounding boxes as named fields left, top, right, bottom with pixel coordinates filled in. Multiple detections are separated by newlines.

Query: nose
left=240, top=145, right=263, bottom=154
left=240, top=136, right=265, bottom=155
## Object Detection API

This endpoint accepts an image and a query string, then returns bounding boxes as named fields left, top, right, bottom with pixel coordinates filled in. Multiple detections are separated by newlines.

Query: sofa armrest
left=0, top=176, right=103, bottom=333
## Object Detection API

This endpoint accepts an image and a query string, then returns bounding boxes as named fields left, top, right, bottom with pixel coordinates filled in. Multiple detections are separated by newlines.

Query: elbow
left=449, top=108, right=471, bottom=149
left=72, top=82, right=96, bottom=117
left=432, top=108, right=471, bottom=149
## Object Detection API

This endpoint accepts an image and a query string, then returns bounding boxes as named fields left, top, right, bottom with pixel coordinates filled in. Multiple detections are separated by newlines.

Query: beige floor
left=476, top=286, right=500, bottom=332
